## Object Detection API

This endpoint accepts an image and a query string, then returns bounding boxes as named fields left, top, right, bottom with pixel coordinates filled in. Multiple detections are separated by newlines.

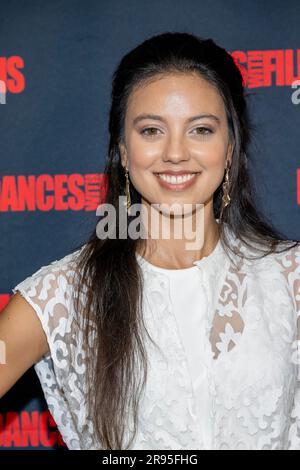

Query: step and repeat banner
left=0, top=0, right=300, bottom=450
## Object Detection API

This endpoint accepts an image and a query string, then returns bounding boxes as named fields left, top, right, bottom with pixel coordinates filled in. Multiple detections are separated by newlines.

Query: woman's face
left=119, top=72, right=233, bottom=215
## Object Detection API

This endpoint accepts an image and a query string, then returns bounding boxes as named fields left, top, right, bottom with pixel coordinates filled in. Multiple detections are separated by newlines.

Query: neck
left=138, top=198, right=220, bottom=269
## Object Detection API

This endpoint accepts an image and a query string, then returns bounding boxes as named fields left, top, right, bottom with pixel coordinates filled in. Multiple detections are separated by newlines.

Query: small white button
left=188, top=403, right=197, bottom=420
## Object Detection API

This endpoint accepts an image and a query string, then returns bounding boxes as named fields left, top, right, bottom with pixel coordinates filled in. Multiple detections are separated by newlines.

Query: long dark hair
left=71, top=32, right=300, bottom=449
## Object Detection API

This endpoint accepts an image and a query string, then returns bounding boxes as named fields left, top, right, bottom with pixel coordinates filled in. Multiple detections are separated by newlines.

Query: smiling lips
left=154, top=171, right=202, bottom=190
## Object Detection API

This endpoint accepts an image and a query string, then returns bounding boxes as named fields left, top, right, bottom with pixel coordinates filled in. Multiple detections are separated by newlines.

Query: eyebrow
left=132, top=113, right=221, bottom=126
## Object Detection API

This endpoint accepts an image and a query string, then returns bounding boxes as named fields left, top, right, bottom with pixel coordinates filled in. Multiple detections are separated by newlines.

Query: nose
left=162, top=135, right=190, bottom=164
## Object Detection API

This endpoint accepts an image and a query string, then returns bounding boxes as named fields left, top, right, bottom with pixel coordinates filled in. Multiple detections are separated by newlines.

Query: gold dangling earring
left=220, top=161, right=231, bottom=219
left=124, top=166, right=131, bottom=215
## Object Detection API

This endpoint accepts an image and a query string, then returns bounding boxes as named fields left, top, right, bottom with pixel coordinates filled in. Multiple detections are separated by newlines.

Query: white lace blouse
left=135, top=241, right=222, bottom=450
left=12, top=226, right=300, bottom=450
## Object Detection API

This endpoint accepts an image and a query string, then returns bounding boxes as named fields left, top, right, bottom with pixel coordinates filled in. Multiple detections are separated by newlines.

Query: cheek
left=128, top=150, right=157, bottom=176
left=127, top=135, right=157, bottom=170
left=129, top=156, right=152, bottom=177
left=202, top=141, right=227, bottom=165
left=126, top=151, right=155, bottom=193
left=200, top=149, right=227, bottom=186
left=204, top=155, right=226, bottom=178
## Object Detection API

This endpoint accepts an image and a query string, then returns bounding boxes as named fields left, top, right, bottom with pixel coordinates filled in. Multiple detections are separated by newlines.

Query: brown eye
left=140, top=127, right=161, bottom=136
left=193, top=127, right=213, bottom=135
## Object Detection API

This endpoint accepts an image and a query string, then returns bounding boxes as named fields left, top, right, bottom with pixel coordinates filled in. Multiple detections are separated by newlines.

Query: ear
left=119, top=142, right=128, bottom=169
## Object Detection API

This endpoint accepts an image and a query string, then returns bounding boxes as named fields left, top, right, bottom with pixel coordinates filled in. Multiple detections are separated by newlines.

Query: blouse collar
left=136, top=219, right=229, bottom=273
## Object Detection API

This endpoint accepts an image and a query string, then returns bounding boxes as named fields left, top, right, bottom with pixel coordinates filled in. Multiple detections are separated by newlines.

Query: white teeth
left=157, top=173, right=197, bottom=184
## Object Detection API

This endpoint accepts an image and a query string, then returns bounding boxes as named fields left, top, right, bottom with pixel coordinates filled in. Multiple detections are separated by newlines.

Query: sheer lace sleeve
left=286, top=244, right=300, bottom=449
left=11, top=249, right=80, bottom=365
left=10, top=248, right=85, bottom=449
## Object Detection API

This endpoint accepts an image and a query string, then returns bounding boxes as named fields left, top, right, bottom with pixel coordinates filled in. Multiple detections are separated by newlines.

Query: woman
left=1, top=32, right=299, bottom=451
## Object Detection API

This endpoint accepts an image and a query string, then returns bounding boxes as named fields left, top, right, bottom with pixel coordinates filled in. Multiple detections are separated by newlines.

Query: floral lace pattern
left=12, top=228, right=300, bottom=450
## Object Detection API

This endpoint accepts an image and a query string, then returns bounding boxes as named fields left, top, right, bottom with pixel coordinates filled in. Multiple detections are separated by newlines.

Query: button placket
left=164, top=267, right=218, bottom=448
left=193, top=262, right=219, bottom=449
left=159, top=272, right=206, bottom=444
left=140, top=259, right=221, bottom=449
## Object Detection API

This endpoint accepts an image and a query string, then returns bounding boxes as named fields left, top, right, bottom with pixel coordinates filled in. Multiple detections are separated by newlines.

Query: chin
left=153, top=200, right=203, bottom=217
